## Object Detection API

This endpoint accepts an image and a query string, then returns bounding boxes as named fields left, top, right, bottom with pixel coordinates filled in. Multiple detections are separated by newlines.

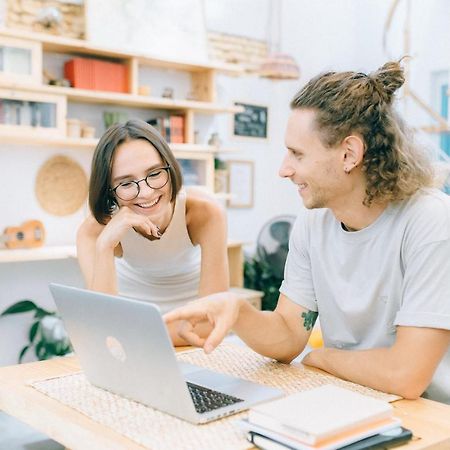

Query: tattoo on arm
left=301, top=310, right=318, bottom=331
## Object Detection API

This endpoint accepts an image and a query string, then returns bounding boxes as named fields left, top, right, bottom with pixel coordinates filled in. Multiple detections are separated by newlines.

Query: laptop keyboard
left=186, top=382, right=244, bottom=414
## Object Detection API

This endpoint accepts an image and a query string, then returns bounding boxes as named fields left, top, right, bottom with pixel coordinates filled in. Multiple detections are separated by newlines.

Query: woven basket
left=35, top=155, right=88, bottom=216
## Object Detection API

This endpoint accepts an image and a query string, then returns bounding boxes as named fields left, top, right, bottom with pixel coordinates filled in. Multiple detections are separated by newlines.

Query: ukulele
left=1, top=220, right=45, bottom=249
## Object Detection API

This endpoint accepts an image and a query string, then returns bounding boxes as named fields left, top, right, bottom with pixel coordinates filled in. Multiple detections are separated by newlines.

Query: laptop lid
left=49, top=283, right=201, bottom=422
left=49, top=283, right=283, bottom=424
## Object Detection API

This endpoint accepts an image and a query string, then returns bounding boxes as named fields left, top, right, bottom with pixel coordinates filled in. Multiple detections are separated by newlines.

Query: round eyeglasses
left=111, top=165, right=171, bottom=201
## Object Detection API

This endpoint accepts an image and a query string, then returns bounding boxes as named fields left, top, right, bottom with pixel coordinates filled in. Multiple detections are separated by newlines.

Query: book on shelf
left=169, top=114, right=184, bottom=143
left=147, top=114, right=184, bottom=144
left=247, top=385, right=395, bottom=446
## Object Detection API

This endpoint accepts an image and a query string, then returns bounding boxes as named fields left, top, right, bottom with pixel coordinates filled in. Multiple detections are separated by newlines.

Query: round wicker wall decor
left=35, top=155, right=88, bottom=216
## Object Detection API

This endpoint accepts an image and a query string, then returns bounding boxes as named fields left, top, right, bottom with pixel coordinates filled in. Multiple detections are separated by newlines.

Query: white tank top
left=115, top=190, right=201, bottom=313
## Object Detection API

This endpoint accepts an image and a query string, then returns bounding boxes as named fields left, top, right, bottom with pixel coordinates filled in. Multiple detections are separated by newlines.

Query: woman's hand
left=163, top=292, right=241, bottom=353
left=96, top=206, right=160, bottom=251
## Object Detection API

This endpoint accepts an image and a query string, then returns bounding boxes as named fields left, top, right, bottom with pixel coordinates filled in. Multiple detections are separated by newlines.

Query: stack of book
left=147, top=115, right=185, bottom=143
left=239, top=385, right=412, bottom=450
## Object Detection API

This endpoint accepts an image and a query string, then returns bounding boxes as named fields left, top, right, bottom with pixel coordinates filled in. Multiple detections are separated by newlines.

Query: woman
left=77, top=119, right=229, bottom=344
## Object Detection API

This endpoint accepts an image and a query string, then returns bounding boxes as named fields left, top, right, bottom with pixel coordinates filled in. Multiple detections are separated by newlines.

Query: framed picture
left=233, top=102, right=268, bottom=139
left=227, top=160, right=254, bottom=208
left=0, top=36, right=42, bottom=85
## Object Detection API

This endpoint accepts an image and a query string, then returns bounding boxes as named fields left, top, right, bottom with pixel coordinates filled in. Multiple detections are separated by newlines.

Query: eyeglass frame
left=110, top=165, right=171, bottom=200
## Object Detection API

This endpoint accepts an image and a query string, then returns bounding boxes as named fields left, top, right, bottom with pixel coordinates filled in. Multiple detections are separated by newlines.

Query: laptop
left=49, top=283, right=283, bottom=424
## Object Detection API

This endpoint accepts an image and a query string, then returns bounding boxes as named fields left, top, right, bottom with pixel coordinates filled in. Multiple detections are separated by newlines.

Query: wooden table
left=1, top=356, right=450, bottom=450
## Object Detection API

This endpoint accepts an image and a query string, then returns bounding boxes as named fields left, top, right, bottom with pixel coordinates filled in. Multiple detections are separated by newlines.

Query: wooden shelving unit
left=0, top=242, right=260, bottom=306
left=0, top=27, right=243, bottom=74
left=0, top=245, right=77, bottom=263
left=0, top=27, right=242, bottom=192
left=0, top=27, right=255, bottom=297
left=0, top=81, right=243, bottom=114
left=0, top=133, right=240, bottom=153
left=0, top=241, right=250, bottom=296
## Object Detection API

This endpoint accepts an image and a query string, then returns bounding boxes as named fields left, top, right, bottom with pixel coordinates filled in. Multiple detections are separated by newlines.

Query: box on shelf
left=64, top=58, right=128, bottom=93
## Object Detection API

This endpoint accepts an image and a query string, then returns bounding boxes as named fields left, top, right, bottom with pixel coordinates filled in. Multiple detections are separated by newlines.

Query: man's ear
left=342, top=135, right=364, bottom=174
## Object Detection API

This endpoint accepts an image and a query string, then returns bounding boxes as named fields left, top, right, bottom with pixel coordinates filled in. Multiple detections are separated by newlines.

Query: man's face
left=280, top=108, right=346, bottom=210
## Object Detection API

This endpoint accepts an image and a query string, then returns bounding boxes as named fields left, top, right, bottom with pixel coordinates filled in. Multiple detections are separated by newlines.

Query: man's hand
left=163, top=292, right=240, bottom=353
left=300, top=327, right=450, bottom=399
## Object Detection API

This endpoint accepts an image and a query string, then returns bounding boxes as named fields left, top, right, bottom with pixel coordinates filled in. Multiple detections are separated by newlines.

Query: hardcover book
left=248, top=385, right=394, bottom=445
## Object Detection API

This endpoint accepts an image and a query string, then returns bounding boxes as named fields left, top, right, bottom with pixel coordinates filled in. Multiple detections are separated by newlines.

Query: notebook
left=248, top=384, right=394, bottom=445
left=245, top=424, right=411, bottom=450
left=239, top=417, right=402, bottom=450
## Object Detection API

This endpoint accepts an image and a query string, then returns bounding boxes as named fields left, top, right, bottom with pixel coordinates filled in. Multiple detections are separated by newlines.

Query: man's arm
left=234, top=294, right=316, bottom=363
left=303, top=326, right=450, bottom=399
left=164, top=292, right=315, bottom=362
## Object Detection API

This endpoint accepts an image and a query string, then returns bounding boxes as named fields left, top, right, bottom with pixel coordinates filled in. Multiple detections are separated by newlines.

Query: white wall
left=0, top=0, right=449, bottom=365
left=204, top=0, right=361, bottom=244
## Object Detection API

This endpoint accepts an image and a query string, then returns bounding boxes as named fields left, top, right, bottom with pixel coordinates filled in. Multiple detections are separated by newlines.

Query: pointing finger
left=163, top=306, right=207, bottom=325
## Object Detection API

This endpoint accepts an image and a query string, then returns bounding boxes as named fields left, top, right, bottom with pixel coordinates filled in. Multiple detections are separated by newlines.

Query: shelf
left=0, top=245, right=77, bottom=263
left=170, top=144, right=239, bottom=154
left=0, top=133, right=239, bottom=153
left=418, top=125, right=450, bottom=133
left=0, top=241, right=243, bottom=264
left=0, top=82, right=242, bottom=114
left=214, top=192, right=234, bottom=200
left=0, top=27, right=244, bottom=75
left=0, top=134, right=98, bottom=148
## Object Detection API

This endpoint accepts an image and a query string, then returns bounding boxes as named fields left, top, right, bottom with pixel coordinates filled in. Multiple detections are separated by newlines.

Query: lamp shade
left=260, top=53, right=300, bottom=80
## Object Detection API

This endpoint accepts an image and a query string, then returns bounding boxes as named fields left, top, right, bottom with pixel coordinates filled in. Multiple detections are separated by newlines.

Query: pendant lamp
left=260, top=0, right=300, bottom=80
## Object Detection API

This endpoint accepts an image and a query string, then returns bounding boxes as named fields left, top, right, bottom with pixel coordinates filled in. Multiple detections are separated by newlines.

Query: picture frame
left=0, top=36, right=42, bottom=85
left=232, top=102, right=268, bottom=140
left=227, top=160, right=254, bottom=208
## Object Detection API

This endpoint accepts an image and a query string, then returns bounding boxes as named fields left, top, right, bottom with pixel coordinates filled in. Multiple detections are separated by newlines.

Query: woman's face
left=111, top=139, right=173, bottom=226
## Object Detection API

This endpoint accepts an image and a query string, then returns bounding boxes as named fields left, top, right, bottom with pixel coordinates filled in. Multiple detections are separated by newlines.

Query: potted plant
left=1, top=300, right=72, bottom=363
left=244, top=255, right=284, bottom=311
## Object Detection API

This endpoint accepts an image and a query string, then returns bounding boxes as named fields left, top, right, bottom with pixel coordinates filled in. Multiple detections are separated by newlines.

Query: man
left=164, top=61, right=450, bottom=403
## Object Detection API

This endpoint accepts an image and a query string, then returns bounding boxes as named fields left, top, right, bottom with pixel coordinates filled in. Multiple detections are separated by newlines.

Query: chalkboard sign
left=233, top=103, right=268, bottom=139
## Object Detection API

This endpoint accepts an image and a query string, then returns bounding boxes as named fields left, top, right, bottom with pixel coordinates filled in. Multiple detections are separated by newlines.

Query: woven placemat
left=35, top=155, right=88, bottom=216
left=30, top=344, right=400, bottom=450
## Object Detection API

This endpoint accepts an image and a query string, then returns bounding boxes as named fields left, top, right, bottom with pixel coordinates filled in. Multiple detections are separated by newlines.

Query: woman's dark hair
left=290, top=60, right=434, bottom=205
left=89, top=119, right=183, bottom=224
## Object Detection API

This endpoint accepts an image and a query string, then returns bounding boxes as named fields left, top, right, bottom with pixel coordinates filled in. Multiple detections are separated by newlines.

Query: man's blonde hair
left=290, top=61, right=434, bottom=205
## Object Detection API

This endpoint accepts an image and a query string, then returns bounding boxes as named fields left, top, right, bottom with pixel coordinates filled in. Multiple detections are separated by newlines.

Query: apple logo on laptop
left=105, top=336, right=127, bottom=362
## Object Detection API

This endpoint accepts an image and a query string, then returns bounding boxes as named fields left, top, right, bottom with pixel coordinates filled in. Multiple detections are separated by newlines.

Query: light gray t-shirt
left=280, top=188, right=450, bottom=403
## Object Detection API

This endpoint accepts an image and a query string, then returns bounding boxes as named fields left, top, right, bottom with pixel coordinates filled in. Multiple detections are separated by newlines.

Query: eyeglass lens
left=115, top=168, right=169, bottom=200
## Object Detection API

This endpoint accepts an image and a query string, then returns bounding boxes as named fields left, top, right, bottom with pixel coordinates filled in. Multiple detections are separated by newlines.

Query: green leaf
left=35, top=340, right=46, bottom=360
left=18, top=345, right=30, bottom=363
left=1, top=300, right=37, bottom=316
left=29, top=321, right=40, bottom=343
left=34, top=308, right=54, bottom=319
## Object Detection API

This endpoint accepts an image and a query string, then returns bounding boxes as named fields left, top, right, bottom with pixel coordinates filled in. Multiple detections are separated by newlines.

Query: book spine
left=163, top=117, right=171, bottom=142
left=169, top=115, right=184, bottom=143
